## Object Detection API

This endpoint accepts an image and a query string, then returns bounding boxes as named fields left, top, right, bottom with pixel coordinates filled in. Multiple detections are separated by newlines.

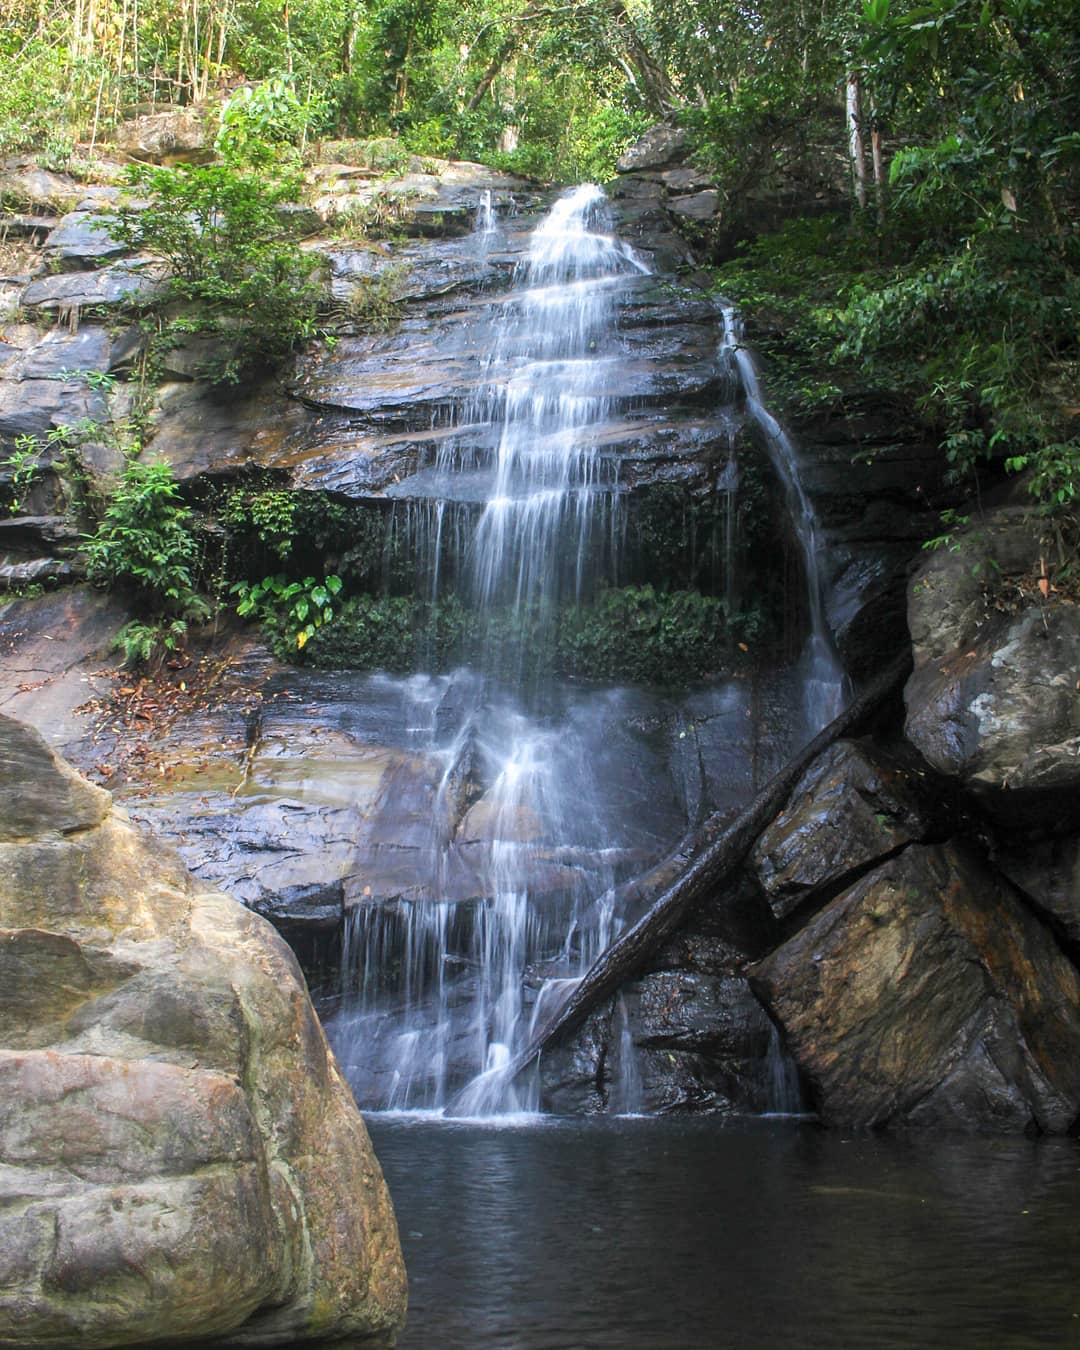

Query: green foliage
left=215, top=76, right=331, bottom=167
left=84, top=461, right=208, bottom=623
left=232, top=572, right=343, bottom=650
left=109, top=163, right=323, bottom=385
left=0, top=37, right=77, bottom=157
left=301, top=585, right=763, bottom=682
left=111, top=617, right=190, bottom=668
left=2, top=435, right=47, bottom=515
left=222, top=484, right=297, bottom=559
left=713, top=209, right=1080, bottom=511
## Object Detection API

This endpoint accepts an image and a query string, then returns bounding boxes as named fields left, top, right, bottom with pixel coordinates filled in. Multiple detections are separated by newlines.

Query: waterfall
left=328, top=193, right=845, bottom=1119
left=333, top=186, right=653, bottom=1115
left=719, top=306, right=846, bottom=733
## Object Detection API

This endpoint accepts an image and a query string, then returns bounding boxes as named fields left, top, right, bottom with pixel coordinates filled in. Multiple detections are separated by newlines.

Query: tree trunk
left=444, top=650, right=912, bottom=1113
left=607, top=1, right=677, bottom=115
left=846, top=71, right=868, bottom=209
left=468, top=1, right=676, bottom=117
left=871, top=121, right=886, bottom=228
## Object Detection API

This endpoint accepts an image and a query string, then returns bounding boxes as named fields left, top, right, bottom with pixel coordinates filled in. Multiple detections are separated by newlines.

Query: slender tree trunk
left=608, top=0, right=676, bottom=115
left=846, top=71, right=867, bottom=209
left=468, top=32, right=518, bottom=111
left=497, top=58, right=519, bottom=153
left=871, top=119, right=886, bottom=228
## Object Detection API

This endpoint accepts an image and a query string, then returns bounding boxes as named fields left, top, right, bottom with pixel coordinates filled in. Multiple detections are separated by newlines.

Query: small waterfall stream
left=330, top=188, right=844, bottom=1117
left=719, top=305, right=846, bottom=734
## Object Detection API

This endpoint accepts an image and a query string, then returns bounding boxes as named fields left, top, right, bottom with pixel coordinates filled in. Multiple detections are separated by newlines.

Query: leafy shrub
left=2, top=436, right=47, bottom=515
left=85, top=461, right=206, bottom=613
left=222, top=484, right=296, bottom=559
left=109, top=163, right=323, bottom=384
left=215, top=75, right=331, bottom=166
left=232, top=573, right=342, bottom=651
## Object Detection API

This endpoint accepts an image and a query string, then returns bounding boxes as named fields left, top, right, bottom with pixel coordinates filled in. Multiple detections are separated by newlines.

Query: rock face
left=114, top=105, right=214, bottom=163
left=750, top=738, right=945, bottom=923
left=750, top=841, right=1080, bottom=1132
left=0, top=714, right=407, bottom=1348
left=904, top=507, right=1080, bottom=818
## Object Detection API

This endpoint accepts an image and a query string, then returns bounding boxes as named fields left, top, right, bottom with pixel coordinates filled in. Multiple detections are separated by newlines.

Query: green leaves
left=215, top=75, right=329, bottom=167
left=109, top=163, right=321, bottom=385
left=84, top=461, right=210, bottom=631
left=231, top=573, right=343, bottom=650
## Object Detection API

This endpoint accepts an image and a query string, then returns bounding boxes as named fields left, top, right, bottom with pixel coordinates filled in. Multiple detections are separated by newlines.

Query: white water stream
left=719, top=305, right=846, bottom=733
left=335, top=187, right=653, bottom=1113
left=332, top=189, right=842, bottom=1116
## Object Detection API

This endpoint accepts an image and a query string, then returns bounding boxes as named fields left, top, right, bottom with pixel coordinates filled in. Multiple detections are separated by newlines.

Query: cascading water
left=719, top=306, right=846, bottom=733
left=332, top=186, right=653, bottom=1115
left=328, top=189, right=846, bottom=1119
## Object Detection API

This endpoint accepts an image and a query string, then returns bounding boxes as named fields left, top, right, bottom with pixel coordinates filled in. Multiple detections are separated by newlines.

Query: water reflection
left=367, top=1118, right=1080, bottom=1349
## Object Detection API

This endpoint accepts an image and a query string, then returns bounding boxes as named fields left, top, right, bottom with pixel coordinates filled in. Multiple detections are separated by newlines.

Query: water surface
left=368, top=1116, right=1080, bottom=1349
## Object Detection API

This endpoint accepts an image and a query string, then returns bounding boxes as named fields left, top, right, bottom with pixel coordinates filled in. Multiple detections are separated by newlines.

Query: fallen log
left=445, top=649, right=912, bottom=1114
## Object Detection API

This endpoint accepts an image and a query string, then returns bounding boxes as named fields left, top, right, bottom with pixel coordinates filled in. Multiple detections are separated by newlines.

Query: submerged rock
left=0, top=714, right=407, bottom=1348
left=750, top=841, right=1080, bottom=1132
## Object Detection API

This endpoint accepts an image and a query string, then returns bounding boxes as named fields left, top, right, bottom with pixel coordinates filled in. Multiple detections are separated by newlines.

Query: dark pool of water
left=365, top=1115, right=1080, bottom=1350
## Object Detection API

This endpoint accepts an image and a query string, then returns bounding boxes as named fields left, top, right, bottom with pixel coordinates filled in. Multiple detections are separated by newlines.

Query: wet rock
left=0, top=714, right=407, bottom=1347
left=41, top=210, right=128, bottom=268
left=750, top=739, right=943, bottom=922
left=994, top=834, right=1080, bottom=945
left=750, top=841, right=1080, bottom=1132
left=0, top=556, right=78, bottom=589
left=114, top=104, right=214, bottom=163
left=0, top=588, right=132, bottom=757
left=145, top=379, right=310, bottom=481
left=617, top=124, right=689, bottom=173
left=538, top=1003, right=611, bottom=1114
left=654, top=870, right=779, bottom=974
left=20, top=257, right=167, bottom=311
left=625, top=973, right=772, bottom=1113
left=779, top=408, right=945, bottom=681
left=904, top=507, right=1080, bottom=819
left=0, top=516, right=79, bottom=552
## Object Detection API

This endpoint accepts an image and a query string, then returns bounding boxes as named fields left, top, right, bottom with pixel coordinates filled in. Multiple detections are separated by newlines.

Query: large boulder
left=750, top=738, right=944, bottom=923
left=993, top=833, right=1080, bottom=945
left=114, top=105, right=214, bottom=163
left=750, top=841, right=1080, bottom=1132
left=0, top=714, right=407, bottom=1348
left=904, top=507, right=1080, bottom=821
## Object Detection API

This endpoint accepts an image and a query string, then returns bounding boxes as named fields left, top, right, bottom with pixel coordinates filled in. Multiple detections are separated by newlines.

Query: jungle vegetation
left=0, top=0, right=1076, bottom=664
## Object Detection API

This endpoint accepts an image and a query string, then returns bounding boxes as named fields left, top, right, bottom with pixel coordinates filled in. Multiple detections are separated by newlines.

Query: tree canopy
left=1, top=0, right=1077, bottom=508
